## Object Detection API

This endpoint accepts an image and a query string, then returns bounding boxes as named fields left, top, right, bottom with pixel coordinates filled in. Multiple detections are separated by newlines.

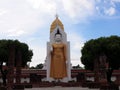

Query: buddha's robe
left=50, top=43, right=67, bottom=79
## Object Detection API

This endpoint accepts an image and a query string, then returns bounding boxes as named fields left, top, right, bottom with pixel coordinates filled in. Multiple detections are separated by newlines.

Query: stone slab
left=25, top=87, right=99, bottom=90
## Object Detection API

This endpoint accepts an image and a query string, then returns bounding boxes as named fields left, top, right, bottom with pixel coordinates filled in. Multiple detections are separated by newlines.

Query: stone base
left=13, top=85, right=24, bottom=90
left=0, top=86, right=7, bottom=90
left=100, top=83, right=119, bottom=90
left=24, top=87, right=93, bottom=90
left=13, top=84, right=32, bottom=90
left=32, top=82, right=81, bottom=87
left=55, top=82, right=81, bottom=87
left=99, top=79, right=107, bottom=84
left=24, top=84, right=32, bottom=88
left=81, top=81, right=99, bottom=89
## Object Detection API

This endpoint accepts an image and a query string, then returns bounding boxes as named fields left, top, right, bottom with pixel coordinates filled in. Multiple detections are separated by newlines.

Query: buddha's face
left=55, top=34, right=62, bottom=42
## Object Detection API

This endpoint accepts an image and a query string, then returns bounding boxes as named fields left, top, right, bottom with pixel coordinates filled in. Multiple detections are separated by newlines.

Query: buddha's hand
left=66, top=61, right=68, bottom=64
left=50, top=47, right=53, bottom=54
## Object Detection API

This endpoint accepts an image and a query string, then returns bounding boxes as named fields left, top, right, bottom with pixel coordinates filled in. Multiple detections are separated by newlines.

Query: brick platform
left=25, top=87, right=99, bottom=90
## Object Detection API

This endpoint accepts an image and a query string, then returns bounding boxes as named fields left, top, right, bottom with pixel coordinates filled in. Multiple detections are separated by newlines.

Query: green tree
left=0, top=39, right=33, bottom=86
left=81, top=35, right=120, bottom=82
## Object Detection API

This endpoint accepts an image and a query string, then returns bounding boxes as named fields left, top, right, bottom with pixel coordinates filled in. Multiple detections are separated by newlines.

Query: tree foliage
left=0, top=39, right=33, bottom=67
left=81, top=35, right=120, bottom=70
left=30, top=63, right=44, bottom=69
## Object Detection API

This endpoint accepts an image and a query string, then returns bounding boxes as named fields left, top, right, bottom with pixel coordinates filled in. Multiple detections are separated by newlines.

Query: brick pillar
left=116, top=76, right=120, bottom=84
left=99, top=54, right=107, bottom=83
left=16, top=50, right=22, bottom=84
left=7, top=44, right=15, bottom=90
left=94, top=58, right=99, bottom=82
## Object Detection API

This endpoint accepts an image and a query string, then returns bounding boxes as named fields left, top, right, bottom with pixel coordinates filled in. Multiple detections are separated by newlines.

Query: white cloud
left=104, top=7, right=116, bottom=16
left=0, top=0, right=119, bottom=37
left=95, top=0, right=119, bottom=17
left=3, top=0, right=118, bottom=37
left=30, top=45, right=46, bottom=67
left=0, top=0, right=52, bottom=37
left=0, top=9, right=7, bottom=16
left=62, top=0, right=95, bottom=22
left=7, top=29, right=26, bottom=37
left=26, top=37, right=47, bottom=66
left=27, top=0, right=57, bottom=15
left=68, top=32, right=85, bottom=66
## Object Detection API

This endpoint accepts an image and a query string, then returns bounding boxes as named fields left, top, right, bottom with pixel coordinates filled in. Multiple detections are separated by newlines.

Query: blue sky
left=0, top=0, right=120, bottom=67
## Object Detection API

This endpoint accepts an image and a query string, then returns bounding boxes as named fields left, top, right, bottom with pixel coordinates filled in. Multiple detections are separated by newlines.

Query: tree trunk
left=7, top=44, right=15, bottom=90
left=107, top=68, right=113, bottom=83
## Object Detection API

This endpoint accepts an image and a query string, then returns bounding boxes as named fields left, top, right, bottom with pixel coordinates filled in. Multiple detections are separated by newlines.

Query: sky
left=0, top=0, right=120, bottom=67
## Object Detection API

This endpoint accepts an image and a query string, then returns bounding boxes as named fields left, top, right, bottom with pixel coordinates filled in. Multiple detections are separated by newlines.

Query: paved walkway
left=25, top=87, right=99, bottom=90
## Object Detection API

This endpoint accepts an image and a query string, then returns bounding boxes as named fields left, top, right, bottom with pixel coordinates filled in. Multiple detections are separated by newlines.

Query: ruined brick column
left=94, top=58, right=99, bottom=82
left=16, top=50, right=22, bottom=84
left=99, top=54, right=107, bottom=83
left=7, top=44, right=15, bottom=90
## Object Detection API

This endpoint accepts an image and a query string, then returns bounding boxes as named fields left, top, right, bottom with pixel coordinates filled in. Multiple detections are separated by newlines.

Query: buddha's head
left=54, top=29, right=62, bottom=42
